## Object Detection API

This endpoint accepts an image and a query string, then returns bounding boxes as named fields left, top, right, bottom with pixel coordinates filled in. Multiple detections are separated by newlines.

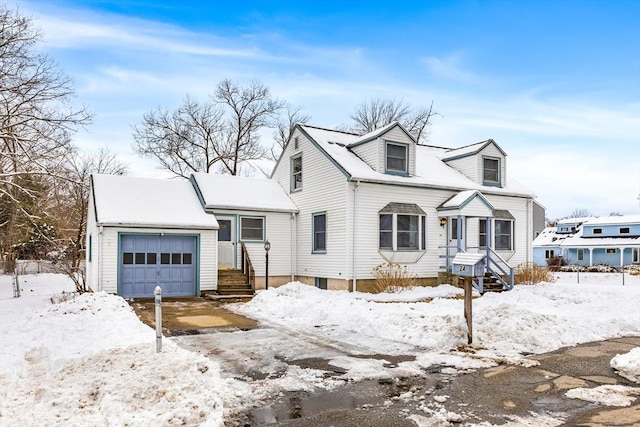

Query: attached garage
left=86, top=174, right=218, bottom=298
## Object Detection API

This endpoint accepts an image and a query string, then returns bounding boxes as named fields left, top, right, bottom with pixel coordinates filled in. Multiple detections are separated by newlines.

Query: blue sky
left=16, top=0, right=640, bottom=219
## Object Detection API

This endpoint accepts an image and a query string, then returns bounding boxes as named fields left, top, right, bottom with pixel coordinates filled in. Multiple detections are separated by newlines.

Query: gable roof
left=91, top=174, right=218, bottom=229
left=280, top=124, right=534, bottom=197
left=437, top=190, right=495, bottom=217
left=347, top=121, right=416, bottom=148
left=440, top=139, right=506, bottom=162
left=191, top=172, right=298, bottom=213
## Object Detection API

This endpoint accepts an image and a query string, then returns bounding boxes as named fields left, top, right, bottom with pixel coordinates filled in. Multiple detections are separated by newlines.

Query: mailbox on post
left=451, top=252, right=486, bottom=345
left=452, top=253, right=486, bottom=277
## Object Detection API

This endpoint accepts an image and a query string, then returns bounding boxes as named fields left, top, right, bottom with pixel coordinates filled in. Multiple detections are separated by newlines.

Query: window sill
left=379, top=249, right=425, bottom=264
left=311, top=250, right=327, bottom=255
left=482, top=181, right=501, bottom=187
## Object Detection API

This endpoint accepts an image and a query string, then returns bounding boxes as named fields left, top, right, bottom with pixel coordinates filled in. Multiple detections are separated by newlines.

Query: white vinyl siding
left=212, top=209, right=293, bottom=278
left=272, top=130, right=349, bottom=279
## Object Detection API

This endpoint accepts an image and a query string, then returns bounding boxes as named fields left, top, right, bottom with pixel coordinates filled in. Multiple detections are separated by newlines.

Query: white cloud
left=420, top=53, right=476, bottom=82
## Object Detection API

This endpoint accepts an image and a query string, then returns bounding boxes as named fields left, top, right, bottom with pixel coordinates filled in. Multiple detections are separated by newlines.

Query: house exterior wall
left=351, top=141, right=378, bottom=171
left=211, top=208, right=293, bottom=277
left=444, top=156, right=476, bottom=183
left=85, top=190, right=99, bottom=291
left=533, top=201, right=546, bottom=238
left=92, top=227, right=217, bottom=295
left=351, top=182, right=450, bottom=279
left=583, top=223, right=640, bottom=237
left=272, top=129, right=351, bottom=282
left=348, top=183, right=533, bottom=281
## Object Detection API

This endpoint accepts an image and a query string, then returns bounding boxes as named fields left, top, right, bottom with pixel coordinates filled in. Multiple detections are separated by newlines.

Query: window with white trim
left=378, top=214, right=425, bottom=251
left=495, top=219, right=513, bottom=250
left=385, top=142, right=408, bottom=174
left=291, top=154, right=302, bottom=191
left=240, top=217, right=264, bottom=241
left=577, top=249, right=584, bottom=261
left=545, top=249, right=554, bottom=259
left=483, top=157, right=500, bottom=186
left=312, top=212, right=326, bottom=253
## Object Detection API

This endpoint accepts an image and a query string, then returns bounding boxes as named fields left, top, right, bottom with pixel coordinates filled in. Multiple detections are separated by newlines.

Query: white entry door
left=217, top=217, right=235, bottom=269
left=449, top=217, right=466, bottom=251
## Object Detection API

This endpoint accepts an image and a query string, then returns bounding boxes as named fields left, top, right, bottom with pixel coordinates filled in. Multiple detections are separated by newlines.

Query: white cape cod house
left=86, top=122, right=541, bottom=298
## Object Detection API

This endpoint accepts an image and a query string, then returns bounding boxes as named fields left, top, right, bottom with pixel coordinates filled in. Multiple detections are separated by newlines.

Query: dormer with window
left=348, top=122, right=416, bottom=176
left=441, top=139, right=507, bottom=188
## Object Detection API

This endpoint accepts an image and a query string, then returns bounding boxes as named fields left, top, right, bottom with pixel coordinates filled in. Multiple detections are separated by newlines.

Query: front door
left=217, top=217, right=235, bottom=269
left=449, top=217, right=466, bottom=251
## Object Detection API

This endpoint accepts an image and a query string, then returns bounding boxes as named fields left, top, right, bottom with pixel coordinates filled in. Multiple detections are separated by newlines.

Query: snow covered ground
left=0, top=274, right=224, bottom=427
left=1, top=271, right=638, bottom=426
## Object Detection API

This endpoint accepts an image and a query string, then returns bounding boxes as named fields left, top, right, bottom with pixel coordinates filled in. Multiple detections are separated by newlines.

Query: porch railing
left=439, top=245, right=514, bottom=291
left=240, top=242, right=255, bottom=291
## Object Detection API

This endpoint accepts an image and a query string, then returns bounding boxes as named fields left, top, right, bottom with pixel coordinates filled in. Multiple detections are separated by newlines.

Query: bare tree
left=0, top=6, right=92, bottom=271
left=46, top=147, right=127, bottom=292
left=568, top=208, right=593, bottom=218
left=349, top=97, right=439, bottom=144
left=214, top=79, right=285, bottom=174
left=134, top=80, right=285, bottom=178
left=271, top=105, right=311, bottom=160
left=133, top=97, right=226, bottom=178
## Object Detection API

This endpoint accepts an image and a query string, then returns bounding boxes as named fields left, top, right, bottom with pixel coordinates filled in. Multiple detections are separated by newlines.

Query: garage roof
left=91, top=174, right=218, bottom=229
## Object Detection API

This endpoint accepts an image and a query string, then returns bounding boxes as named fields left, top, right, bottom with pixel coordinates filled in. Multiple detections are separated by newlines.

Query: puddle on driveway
left=234, top=374, right=443, bottom=426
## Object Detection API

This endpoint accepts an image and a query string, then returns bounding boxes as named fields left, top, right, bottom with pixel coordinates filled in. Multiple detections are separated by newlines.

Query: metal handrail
left=240, top=243, right=256, bottom=291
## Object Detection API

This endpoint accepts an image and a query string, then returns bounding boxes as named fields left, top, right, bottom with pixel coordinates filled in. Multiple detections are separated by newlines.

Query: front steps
left=217, top=269, right=254, bottom=297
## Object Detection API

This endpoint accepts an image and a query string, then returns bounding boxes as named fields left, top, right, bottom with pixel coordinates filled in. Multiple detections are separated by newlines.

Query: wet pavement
left=130, top=299, right=640, bottom=426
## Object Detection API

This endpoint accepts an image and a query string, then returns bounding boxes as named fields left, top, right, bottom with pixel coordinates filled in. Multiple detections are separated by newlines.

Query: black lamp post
left=264, top=240, right=271, bottom=290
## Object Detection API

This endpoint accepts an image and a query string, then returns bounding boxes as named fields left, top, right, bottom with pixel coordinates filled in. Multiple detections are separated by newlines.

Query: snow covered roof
left=297, top=124, right=535, bottom=197
left=533, top=215, right=640, bottom=248
left=191, top=172, right=298, bottom=213
left=91, top=174, right=218, bottom=229
left=584, top=215, right=640, bottom=226
left=440, top=139, right=506, bottom=161
left=561, top=232, right=640, bottom=247
left=532, top=227, right=571, bottom=247
left=347, top=121, right=414, bottom=147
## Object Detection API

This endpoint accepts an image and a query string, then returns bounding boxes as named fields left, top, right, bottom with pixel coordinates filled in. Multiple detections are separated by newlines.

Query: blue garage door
left=120, top=235, right=196, bottom=298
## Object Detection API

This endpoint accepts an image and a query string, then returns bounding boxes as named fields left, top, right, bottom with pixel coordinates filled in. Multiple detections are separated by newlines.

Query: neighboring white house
left=532, top=215, right=640, bottom=267
left=86, top=121, right=541, bottom=297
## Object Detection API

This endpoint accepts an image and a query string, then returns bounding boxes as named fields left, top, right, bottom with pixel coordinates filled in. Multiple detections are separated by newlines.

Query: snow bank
left=611, top=347, right=640, bottom=383
left=0, top=274, right=224, bottom=426
left=233, top=278, right=640, bottom=359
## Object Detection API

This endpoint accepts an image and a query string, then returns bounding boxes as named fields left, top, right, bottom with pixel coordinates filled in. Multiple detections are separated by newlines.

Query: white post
left=154, top=286, right=162, bottom=353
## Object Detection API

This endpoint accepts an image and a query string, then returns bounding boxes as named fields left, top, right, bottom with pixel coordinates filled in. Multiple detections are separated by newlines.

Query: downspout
left=98, top=225, right=104, bottom=292
left=526, top=198, right=531, bottom=262
left=290, top=212, right=296, bottom=282
left=352, top=180, right=359, bottom=292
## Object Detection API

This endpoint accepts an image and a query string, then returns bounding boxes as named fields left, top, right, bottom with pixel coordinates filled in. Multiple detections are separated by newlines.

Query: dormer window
left=483, top=157, right=500, bottom=186
left=385, top=142, right=408, bottom=175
